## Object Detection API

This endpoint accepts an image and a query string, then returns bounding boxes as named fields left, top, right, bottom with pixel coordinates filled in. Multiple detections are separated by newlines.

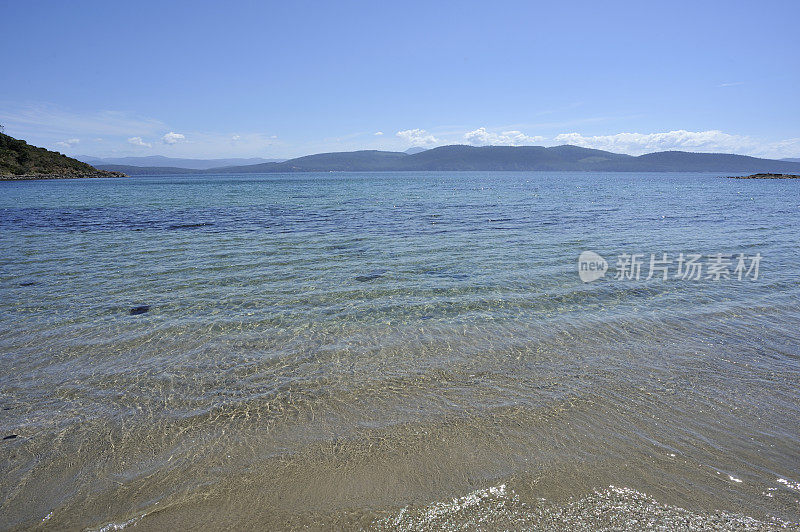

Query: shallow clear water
left=0, top=172, right=799, bottom=529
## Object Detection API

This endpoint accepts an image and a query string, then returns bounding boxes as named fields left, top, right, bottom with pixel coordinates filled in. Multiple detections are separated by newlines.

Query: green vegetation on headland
left=0, top=133, right=126, bottom=180
left=94, top=145, right=800, bottom=175
left=728, top=173, right=800, bottom=179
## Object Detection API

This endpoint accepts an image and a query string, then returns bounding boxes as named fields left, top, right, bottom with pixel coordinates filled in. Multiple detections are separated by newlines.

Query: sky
left=1, top=0, right=799, bottom=160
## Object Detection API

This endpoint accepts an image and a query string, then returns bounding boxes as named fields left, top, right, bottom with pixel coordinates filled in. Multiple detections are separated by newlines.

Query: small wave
left=93, top=515, right=145, bottom=532
left=778, top=478, right=800, bottom=492
left=373, top=484, right=794, bottom=531
left=91, top=510, right=156, bottom=532
left=375, top=484, right=511, bottom=530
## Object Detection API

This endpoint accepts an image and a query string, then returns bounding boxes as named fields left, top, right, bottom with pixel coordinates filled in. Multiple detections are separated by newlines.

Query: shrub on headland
left=0, top=133, right=126, bottom=179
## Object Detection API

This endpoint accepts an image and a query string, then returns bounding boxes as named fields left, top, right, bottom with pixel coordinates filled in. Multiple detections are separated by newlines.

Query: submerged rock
left=355, top=269, right=387, bottom=282
left=129, top=305, right=150, bottom=315
left=168, top=222, right=212, bottom=230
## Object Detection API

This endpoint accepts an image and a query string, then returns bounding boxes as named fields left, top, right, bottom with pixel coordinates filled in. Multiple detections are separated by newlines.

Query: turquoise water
left=1, top=172, right=799, bottom=529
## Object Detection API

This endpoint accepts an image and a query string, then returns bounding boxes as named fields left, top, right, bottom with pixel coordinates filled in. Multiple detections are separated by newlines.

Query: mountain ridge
left=95, top=144, right=800, bottom=175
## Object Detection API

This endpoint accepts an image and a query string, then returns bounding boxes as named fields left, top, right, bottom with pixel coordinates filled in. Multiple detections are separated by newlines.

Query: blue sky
left=1, top=0, right=798, bottom=159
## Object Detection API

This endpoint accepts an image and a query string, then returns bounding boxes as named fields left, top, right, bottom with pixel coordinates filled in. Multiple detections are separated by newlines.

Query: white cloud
left=0, top=102, right=290, bottom=157
left=374, top=131, right=384, bottom=136
left=464, top=127, right=544, bottom=146
left=764, top=137, right=800, bottom=158
left=127, top=136, right=152, bottom=148
left=55, top=138, right=80, bottom=148
left=162, top=132, right=185, bottom=145
left=552, top=130, right=800, bottom=158
left=0, top=103, right=165, bottom=138
left=396, top=128, right=439, bottom=147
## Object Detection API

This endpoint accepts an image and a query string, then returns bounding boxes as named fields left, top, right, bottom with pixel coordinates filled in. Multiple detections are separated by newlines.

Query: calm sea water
left=1, top=172, right=799, bottom=529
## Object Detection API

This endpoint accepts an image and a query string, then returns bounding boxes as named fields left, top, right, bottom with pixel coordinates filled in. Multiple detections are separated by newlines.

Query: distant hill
left=1, top=133, right=126, bottom=179
left=94, top=144, right=800, bottom=176
left=781, top=158, right=800, bottom=163
left=598, top=151, right=800, bottom=173
left=77, top=155, right=285, bottom=170
left=205, top=150, right=410, bottom=174
left=397, top=145, right=632, bottom=171
left=404, top=147, right=429, bottom=155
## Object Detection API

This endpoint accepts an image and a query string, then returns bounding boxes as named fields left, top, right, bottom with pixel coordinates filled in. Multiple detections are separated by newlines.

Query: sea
left=1, top=172, right=798, bottom=530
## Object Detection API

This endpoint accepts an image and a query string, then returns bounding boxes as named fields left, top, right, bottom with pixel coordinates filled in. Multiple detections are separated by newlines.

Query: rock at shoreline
left=1, top=170, right=127, bottom=180
left=728, top=173, right=800, bottom=179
